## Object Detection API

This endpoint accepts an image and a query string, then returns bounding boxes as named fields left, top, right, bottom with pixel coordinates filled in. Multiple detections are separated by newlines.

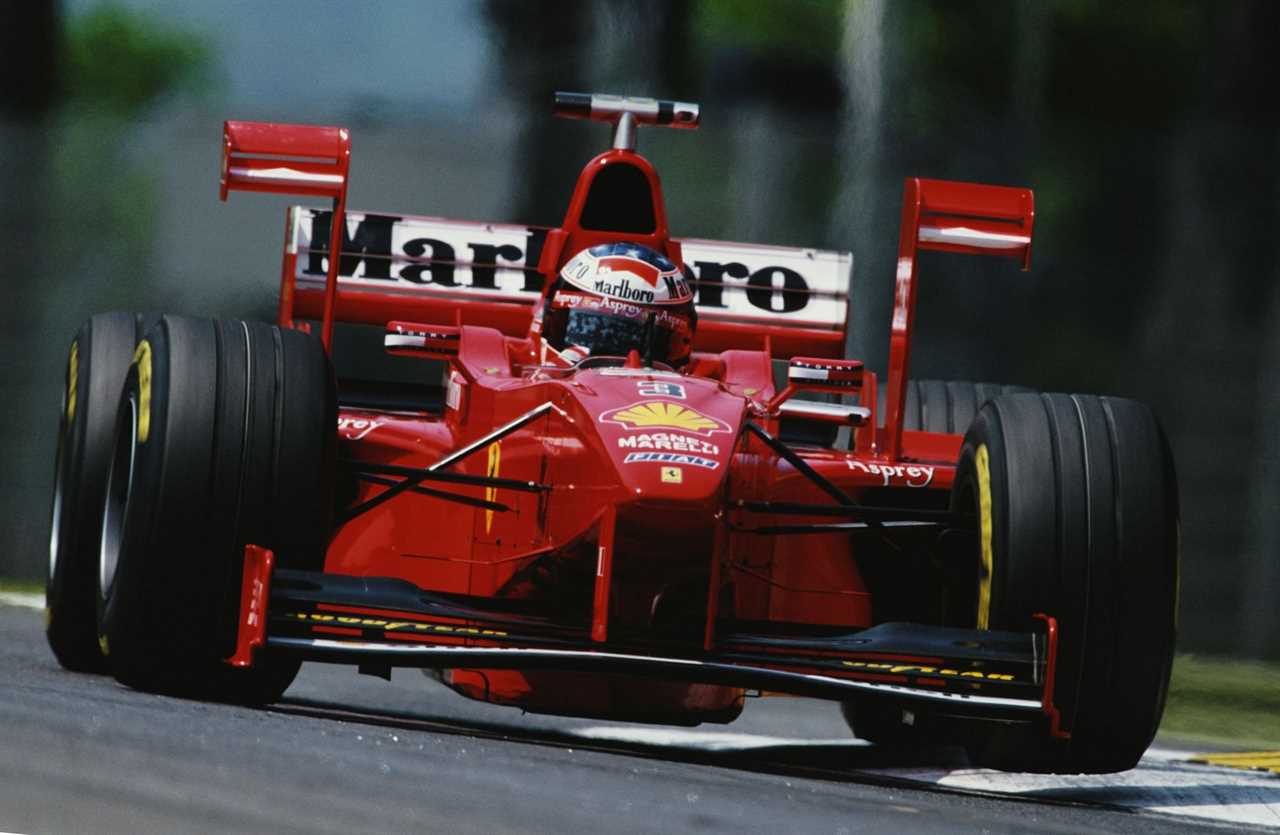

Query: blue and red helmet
left=543, top=243, right=696, bottom=367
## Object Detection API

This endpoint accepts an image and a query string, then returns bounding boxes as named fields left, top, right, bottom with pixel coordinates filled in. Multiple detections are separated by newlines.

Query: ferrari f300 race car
left=47, top=93, right=1178, bottom=774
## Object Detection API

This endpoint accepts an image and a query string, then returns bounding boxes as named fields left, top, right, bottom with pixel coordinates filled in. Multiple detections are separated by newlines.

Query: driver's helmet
left=542, top=242, right=696, bottom=367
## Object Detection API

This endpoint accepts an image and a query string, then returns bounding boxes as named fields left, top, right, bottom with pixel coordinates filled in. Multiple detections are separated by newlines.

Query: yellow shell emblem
left=602, top=401, right=729, bottom=436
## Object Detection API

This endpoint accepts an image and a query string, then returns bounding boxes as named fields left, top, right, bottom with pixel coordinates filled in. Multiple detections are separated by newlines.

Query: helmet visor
left=564, top=309, right=673, bottom=361
left=544, top=290, right=693, bottom=366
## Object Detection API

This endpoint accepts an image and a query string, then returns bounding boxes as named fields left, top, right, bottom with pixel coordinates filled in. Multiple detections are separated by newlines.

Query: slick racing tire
left=46, top=312, right=157, bottom=673
left=878, top=379, right=1033, bottom=433
left=97, top=316, right=335, bottom=704
left=949, top=393, right=1179, bottom=773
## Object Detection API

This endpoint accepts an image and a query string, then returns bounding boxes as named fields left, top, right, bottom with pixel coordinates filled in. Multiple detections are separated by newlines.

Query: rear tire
left=949, top=393, right=1179, bottom=773
left=97, top=316, right=334, bottom=704
left=46, top=312, right=155, bottom=673
left=879, top=379, right=1032, bottom=433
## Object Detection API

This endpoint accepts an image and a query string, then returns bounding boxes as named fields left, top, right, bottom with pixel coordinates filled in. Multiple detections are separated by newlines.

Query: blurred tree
left=483, top=0, right=595, bottom=227
left=590, top=0, right=698, bottom=98
left=0, top=2, right=215, bottom=583
left=696, top=0, right=843, bottom=110
left=482, top=0, right=703, bottom=227
left=0, top=1, right=59, bottom=584
left=697, top=0, right=842, bottom=63
left=48, top=5, right=214, bottom=286
left=0, top=1, right=58, bottom=116
left=829, top=0, right=886, bottom=365
left=63, top=4, right=212, bottom=114
left=1197, top=0, right=1279, bottom=658
left=880, top=0, right=1280, bottom=657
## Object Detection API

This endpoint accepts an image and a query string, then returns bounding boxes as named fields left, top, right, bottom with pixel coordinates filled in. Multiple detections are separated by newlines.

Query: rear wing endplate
left=884, top=178, right=1035, bottom=458
left=221, top=120, right=352, bottom=350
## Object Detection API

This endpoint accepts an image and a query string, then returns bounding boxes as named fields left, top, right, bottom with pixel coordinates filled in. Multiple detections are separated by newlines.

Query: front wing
left=231, top=548, right=1066, bottom=731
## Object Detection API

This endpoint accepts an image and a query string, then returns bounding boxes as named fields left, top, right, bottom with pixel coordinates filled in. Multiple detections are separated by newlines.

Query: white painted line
left=572, top=727, right=1280, bottom=828
left=1143, top=746, right=1211, bottom=762
left=0, top=592, right=44, bottom=610
left=573, top=725, right=865, bottom=752
left=862, top=753, right=1280, bottom=829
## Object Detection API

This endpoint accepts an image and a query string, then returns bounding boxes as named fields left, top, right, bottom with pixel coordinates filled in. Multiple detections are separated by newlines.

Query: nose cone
left=574, top=370, right=744, bottom=503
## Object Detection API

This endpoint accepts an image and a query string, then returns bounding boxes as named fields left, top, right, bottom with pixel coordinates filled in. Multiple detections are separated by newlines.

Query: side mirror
left=767, top=357, right=864, bottom=414
left=384, top=321, right=460, bottom=361
left=785, top=357, right=864, bottom=393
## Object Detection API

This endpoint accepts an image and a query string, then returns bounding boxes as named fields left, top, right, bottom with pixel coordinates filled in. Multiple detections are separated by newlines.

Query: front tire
left=950, top=393, right=1179, bottom=773
left=97, top=316, right=334, bottom=703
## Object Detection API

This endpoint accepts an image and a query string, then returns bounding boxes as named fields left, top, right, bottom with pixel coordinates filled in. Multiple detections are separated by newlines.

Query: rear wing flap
left=281, top=208, right=852, bottom=359
left=911, top=178, right=1034, bottom=267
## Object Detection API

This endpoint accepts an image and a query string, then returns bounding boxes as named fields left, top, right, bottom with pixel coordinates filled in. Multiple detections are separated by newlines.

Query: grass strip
left=1161, top=654, right=1280, bottom=749
left=0, top=578, right=43, bottom=595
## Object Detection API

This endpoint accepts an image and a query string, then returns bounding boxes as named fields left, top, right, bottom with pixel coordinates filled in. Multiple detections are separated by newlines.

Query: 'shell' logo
left=601, top=401, right=731, bottom=436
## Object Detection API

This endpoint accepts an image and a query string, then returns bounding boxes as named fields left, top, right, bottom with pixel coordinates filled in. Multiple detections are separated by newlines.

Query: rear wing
left=281, top=208, right=852, bottom=359
left=883, top=178, right=1035, bottom=458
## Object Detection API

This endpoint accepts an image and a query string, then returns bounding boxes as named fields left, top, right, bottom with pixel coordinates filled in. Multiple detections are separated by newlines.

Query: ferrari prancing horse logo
left=600, top=401, right=731, bottom=436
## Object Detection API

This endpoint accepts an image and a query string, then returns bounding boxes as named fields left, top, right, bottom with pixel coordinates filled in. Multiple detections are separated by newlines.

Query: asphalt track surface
left=0, top=603, right=1267, bottom=834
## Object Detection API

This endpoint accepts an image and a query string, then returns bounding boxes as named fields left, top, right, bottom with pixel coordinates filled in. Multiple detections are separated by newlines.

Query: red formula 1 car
left=47, top=93, right=1178, bottom=774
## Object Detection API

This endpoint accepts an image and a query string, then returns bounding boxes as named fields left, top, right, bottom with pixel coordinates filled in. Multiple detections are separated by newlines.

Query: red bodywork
left=221, top=107, right=1055, bottom=730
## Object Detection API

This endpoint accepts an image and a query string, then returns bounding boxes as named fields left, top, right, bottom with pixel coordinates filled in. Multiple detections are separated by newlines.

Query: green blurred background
left=2, top=0, right=1277, bottom=663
